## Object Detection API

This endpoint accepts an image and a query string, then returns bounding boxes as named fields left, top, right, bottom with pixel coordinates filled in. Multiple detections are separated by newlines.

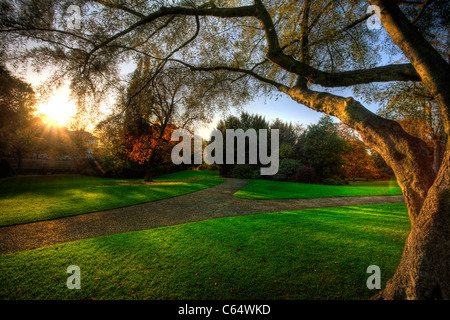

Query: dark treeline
left=208, top=112, right=392, bottom=185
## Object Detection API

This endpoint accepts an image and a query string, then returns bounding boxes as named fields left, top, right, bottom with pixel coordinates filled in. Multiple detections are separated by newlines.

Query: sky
left=195, top=88, right=382, bottom=139
left=23, top=65, right=382, bottom=139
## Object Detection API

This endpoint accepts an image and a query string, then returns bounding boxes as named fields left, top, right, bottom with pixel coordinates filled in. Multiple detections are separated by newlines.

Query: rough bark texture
left=283, top=85, right=436, bottom=216
left=433, top=139, right=442, bottom=175
left=363, top=0, right=450, bottom=299
left=373, top=148, right=450, bottom=299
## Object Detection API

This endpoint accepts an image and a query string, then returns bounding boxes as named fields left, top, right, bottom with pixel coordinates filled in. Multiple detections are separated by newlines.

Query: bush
left=278, top=159, right=303, bottom=180
left=322, top=178, right=346, bottom=185
left=295, top=167, right=319, bottom=184
left=99, top=156, right=145, bottom=178
left=0, top=159, right=13, bottom=178
left=231, top=164, right=260, bottom=179
left=195, top=162, right=220, bottom=171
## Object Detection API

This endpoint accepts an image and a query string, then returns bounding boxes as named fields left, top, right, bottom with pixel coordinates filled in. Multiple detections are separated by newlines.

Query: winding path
left=0, top=178, right=404, bottom=255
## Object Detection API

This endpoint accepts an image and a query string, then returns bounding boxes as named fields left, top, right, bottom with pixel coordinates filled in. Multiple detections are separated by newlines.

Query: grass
left=0, top=170, right=225, bottom=227
left=234, top=179, right=402, bottom=200
left=0, top=203, right=410, bottom=300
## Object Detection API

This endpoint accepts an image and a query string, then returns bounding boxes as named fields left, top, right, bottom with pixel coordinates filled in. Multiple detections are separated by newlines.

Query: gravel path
left=0, top=178, right=404, bottom=255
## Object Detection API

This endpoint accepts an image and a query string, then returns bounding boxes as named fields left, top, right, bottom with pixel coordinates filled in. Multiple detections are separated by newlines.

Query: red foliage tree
left=123, top=123, right=178, bottom=181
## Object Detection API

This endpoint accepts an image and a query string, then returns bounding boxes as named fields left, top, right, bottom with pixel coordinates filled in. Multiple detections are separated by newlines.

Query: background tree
left=299, top=115, right=348, bottom=180
left=0, top=65, right=44, bottom=172
left=104, top=58, right=220, bottom=181
left=337, top=122, right=385, bottom=181
left=1, top=0, right=449, bottom=299
left=375, top=82, right=447, bottom=174
left=215, top=112, right=269, bottom=177
left=66, top=114, right=97, bottom=172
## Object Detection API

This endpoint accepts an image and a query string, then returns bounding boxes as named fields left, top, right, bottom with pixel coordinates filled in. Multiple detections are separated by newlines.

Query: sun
left=38, top=90, right=77, bottom=126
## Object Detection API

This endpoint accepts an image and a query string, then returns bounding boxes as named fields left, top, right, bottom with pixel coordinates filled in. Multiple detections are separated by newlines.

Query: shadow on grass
left=0, top=203, right=410, bottom=300
left=0, top=172, right=225, bottom=227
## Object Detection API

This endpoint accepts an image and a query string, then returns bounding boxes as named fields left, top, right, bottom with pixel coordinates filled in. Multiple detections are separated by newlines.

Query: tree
left=338, top=122, right=384, bottom=181
left=66, top=114, right=97, bottom=172
left=270, top=118, right=302, bottom=147
left=215, top=111, right=269, bottom=177
left=300, top=115, right=348, bottom=180
left=376, top=82, right=447, bottom=174
left=123, top=123, right=178, bottom=179
left=0, top=65, right=43, bottom=172
left=112, top=59, right=213, bottom=181
left=270, top=118, right=304, bottom=160
left=1, top=0, right=449, bottom=299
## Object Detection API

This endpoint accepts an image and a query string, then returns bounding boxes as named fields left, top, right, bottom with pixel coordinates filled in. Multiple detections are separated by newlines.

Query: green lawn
left=234, top=179, right=402, bottom=199
left=0, top=170, right=224, bottom=227
left=0, top=203, right=410, bottom=300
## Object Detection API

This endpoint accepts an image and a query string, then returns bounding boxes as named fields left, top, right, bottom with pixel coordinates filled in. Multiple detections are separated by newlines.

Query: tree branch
left=126, top=16, right=201, bottom=109
left=281, top=84, right=435, bottom=219
left=94, top=1, right=146, bottom=18
left=84, top=4, right=257, bottom=63
left=368, top=0, right=450, bottom=134
left=74, top=1, right=422, bottom=87
left=251, top=1, right=421, bottom=86
left=169, top=58, right=288, bottom=90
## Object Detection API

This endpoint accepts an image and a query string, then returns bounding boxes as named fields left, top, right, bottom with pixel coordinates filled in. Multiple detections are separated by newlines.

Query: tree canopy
left=1, top=0, right=449, bottom=300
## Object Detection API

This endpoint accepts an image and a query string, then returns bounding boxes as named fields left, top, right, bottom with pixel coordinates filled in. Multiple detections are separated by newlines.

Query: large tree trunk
left=364, top=0, right=450, bottom=299
left=433, top=139, right=442, bottom=174
left=283, top=82, right=448, bottom=299
left=374, top=148, right=450, bottom=299
left=357, top=112, right=449, bottom=299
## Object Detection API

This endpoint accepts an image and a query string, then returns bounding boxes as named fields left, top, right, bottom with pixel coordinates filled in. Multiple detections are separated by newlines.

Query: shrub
left=99, top=156, right=145, bottom=178
left=196, top=162, right=220, bottom=171
left=0, top=159, right=13, bottom=178
left=278, top=159, right=303, bottom=180
left=231, top=164, right=260, bottom=179
left=295, top=167, right=319, bottom=184
left=322, top=178, right=346, bottom=186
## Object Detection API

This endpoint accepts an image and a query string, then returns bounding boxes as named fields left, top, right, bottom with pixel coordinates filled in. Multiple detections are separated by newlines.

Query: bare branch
left=84, top=4, right=257, bottom=63
left=125, top=16, right=201, bottom=109
left=94, top=1, right=146, bottom=18
left=169, top=59, right=288, bottom=90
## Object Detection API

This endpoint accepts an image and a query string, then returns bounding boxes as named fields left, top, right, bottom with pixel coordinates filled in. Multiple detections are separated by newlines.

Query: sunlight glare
left=38, top=90, right=77, bottom=126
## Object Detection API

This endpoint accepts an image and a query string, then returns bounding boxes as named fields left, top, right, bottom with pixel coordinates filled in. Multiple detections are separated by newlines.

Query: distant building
left=32, top=153, right=50, bottom=160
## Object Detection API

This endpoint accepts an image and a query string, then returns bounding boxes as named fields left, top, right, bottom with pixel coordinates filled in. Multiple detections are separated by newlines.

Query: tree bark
left=361, top=0, right=450, bottom=299
left=282, top=83, right=450, bottom=299
left=433, top=139, right=442, bottom=175
left=373, top=148, right=450, bottom=299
